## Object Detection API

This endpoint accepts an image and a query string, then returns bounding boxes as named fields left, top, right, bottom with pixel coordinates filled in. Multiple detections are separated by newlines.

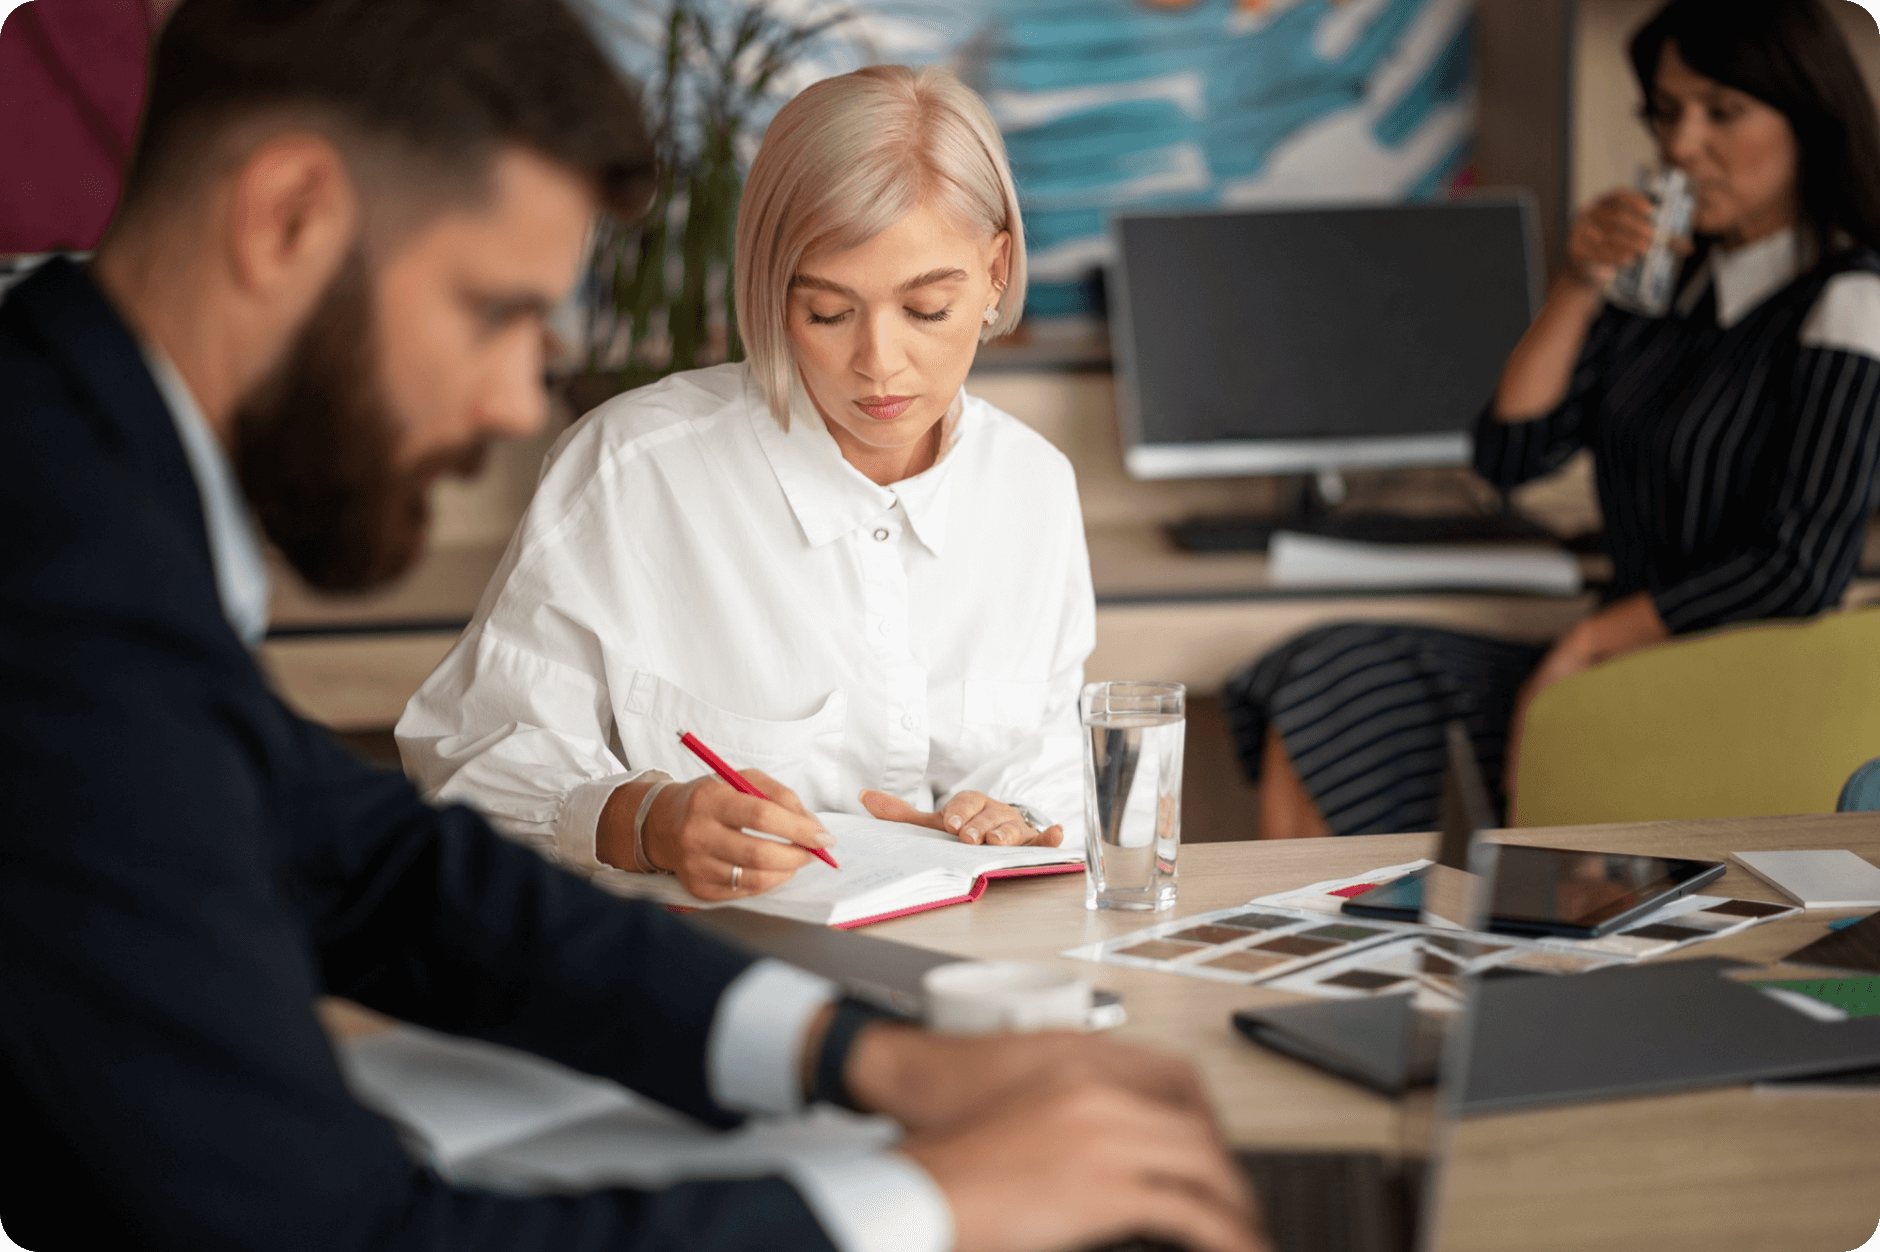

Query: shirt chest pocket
left=953, top=679, right=1053, bottom=769
left=618, top=671, right=849, bottom=806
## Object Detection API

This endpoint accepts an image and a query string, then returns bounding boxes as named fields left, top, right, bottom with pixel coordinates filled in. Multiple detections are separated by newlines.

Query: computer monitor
left=1108, top=197, right=1542, bottom=480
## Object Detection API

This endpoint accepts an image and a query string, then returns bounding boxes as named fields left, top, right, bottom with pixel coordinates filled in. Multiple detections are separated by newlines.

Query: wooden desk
left=867, top=813, right=1880, bottom=1252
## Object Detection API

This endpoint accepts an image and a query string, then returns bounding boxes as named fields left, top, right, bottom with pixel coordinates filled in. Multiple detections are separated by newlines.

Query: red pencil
left=677, top=730, right=840, bottom=869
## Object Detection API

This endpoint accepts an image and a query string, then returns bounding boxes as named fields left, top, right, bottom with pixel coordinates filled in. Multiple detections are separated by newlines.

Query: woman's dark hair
left=1630, top=0, right=1880, bottom=254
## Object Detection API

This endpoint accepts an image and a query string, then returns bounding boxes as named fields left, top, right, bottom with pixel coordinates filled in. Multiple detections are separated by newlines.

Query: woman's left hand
left=860, top=789, right=1064, bottom=847
left=1504, top=592, right=1671, bottom=802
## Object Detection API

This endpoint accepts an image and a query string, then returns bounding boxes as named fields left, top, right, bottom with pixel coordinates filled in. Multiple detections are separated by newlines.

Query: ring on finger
left=730, top=863, right=743, bottom=890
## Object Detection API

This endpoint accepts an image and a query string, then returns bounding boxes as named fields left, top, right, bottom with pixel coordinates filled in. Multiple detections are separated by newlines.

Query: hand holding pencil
left=618, top=731, right=836, bottom=901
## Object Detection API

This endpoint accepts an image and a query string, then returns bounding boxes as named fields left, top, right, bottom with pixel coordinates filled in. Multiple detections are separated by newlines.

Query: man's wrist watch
left=810, top=996, right=899, bottom=1111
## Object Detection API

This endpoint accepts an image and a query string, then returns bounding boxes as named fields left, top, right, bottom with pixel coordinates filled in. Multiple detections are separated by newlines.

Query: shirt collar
left=747, top=371, right=966, bottom=557
left=1701, top=226, right=1808, bottom=328
left=141, top=346, right=272, bottom=648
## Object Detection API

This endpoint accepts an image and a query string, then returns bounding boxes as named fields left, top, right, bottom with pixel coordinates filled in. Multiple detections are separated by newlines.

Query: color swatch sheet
left=1063, top=861, right=1799, bottom=1007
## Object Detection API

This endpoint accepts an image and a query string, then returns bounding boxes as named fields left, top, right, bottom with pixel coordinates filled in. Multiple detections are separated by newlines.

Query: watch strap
left=811, top=996, right=896, bottom=1111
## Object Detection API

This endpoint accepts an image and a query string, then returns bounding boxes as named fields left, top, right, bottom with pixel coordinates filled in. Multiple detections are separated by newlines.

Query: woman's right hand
left=1564, top=188, right=1659, bottom=290
left=640, top=771, right=832, bottom=901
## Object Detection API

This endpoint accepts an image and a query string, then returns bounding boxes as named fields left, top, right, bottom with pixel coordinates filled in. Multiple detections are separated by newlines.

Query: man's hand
left=861, top=789, right=1064, bottom=847
left=843, top=1024, right=1213, bottom=1134
left=900, top=1081, right=1266, bottom=1252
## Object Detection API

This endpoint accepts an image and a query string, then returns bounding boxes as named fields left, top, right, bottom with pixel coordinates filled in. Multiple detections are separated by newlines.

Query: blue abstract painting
left=590, top=0, right=1476, bottom=319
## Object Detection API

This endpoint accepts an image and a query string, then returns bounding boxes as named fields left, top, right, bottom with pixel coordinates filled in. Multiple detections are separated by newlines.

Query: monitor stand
left=1166, top=473, right=1558, bottom=554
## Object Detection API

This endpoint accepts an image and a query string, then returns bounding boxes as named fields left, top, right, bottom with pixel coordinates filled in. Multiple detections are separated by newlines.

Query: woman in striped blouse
left=1226, top=0, right=1880, bottom=839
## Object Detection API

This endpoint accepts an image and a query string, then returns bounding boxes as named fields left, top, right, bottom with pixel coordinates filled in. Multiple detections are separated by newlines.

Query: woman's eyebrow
left=790, top=273, right=854, bottom=296
left=897, top=266, right=969, bottom=293
left=790, top=267, right=971, bottom=297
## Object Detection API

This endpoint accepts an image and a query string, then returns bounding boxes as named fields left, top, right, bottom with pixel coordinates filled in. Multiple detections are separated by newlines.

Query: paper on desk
left=1062, top=862, right=1799, bottom=1002
left=1268, top=532, right=1583, bottom=595
left=337, top=1025, right=898, bottom=1193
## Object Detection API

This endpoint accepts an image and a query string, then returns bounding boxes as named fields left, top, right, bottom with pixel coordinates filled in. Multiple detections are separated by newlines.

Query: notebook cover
left=1233, top=994, right=1437, bottom=1095
left=1458, top=956, right=1880, bottom=1113
left=831, top=862, right=1083, bottom=929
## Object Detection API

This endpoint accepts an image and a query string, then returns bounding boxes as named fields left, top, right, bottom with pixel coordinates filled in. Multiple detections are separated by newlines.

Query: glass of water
left=1607, top=165, right=1695, bottom=317
left=1081, top=681, right=1184, bottom=911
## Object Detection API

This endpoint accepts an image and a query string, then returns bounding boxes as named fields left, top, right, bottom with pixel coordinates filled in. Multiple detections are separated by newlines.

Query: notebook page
left=590, top=812, right=1080, bottom=922
left=337, top=1024, right=656, bottom=1165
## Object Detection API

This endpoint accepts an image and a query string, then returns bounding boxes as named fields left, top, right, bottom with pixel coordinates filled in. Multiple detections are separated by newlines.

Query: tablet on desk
left=1340, top=846, right=1726, bottom=938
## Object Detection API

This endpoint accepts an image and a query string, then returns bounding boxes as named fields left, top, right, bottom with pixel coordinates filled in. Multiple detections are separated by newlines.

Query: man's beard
left=232, top=248, right=488, bottom=593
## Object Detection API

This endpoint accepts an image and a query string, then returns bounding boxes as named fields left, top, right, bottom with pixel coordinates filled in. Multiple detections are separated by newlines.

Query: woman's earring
left=982, top=304, right=999, bottom=325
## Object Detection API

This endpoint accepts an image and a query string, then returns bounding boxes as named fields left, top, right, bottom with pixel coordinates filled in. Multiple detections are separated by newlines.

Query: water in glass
left=1082, top=682, right=1184, bottom=910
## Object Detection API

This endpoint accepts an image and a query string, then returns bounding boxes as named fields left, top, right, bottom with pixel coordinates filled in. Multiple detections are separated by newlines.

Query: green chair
left=1840, top=758, right=1880, bottom=812
left=1513, top=607, right=1880, bottom=828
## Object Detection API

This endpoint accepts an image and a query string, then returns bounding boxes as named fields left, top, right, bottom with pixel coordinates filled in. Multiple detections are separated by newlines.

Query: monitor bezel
left=1106, top=192, right=1545, bottom=481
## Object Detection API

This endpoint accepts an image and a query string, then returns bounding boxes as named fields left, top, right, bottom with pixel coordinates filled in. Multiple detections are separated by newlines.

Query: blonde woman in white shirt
left=397, top=65, right=1094, bottom=902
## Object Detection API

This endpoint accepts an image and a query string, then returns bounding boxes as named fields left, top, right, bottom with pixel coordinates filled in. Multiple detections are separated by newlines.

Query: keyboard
left=1169, top=511, right=1558, bottom=553
left=1095, top=1149, right=1416, bottom=1252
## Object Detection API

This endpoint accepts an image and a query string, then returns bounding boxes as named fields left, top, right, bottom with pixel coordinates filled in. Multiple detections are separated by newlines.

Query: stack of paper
left=1268, top=532, right=1583, bottom=595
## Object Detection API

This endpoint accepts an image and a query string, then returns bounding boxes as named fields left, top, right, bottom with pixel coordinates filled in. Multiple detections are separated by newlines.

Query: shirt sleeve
left=1652, top=288, right=1880, bottom=633
left=1472, top=307, right=1623, bottom=491
left=396, top=450, right=646, bottom=874
left=703, top=962, right=957, bottom=1252
left=788, top=1154, right=956, bottom=1252
left=935, top=471, right=1095, bottom=838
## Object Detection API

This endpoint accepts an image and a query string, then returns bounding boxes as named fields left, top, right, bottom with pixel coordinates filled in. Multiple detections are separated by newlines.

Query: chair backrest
left=1512, top=607, right=1880, bottom=828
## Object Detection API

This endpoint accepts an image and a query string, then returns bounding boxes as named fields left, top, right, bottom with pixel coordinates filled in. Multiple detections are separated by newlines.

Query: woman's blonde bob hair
left=734, top=64, right=1027, bottom=427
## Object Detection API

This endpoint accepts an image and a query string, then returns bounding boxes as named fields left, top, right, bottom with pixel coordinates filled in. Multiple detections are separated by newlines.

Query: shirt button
left=873, top=528, right=890, bottom=542
left=901, top=714, right=918, bottom=730
left=878, top=620, right=890, bottom=637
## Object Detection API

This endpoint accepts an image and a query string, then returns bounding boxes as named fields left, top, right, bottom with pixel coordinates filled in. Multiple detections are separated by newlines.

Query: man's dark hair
left=1631, top=0, right=1880, bottom=255
left=123, top=0, right=654, bottom=220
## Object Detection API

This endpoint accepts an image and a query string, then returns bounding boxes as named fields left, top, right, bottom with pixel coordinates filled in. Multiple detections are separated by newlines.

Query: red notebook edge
left=831, top=862, right=1085, bottom=930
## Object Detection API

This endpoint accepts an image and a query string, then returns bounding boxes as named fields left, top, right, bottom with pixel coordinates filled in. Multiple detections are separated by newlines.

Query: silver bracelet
left=633, top=773, right=676, bottom=875
left=1009, top=802, right=1053, bottom=833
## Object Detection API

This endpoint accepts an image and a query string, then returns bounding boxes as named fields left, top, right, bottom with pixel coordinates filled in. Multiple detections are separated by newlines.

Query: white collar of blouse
left=745, top=371, right=968, bottom=556
left=1679, top=225, right=1809, bottom=329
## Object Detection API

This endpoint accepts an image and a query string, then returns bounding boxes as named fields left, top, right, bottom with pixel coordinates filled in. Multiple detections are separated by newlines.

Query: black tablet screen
left=1342, top=846, right=1726, bottom=937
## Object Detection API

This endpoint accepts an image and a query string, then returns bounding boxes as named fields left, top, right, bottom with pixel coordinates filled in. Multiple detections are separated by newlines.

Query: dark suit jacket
left=0, top=259, right=840, bottom=1251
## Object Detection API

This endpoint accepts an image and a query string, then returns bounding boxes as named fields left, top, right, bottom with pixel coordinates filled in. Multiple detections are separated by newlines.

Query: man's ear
left=223, top=134, right=359, bottom=316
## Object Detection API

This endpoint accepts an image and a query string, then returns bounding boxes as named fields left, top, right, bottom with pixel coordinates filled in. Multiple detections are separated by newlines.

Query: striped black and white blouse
left=1476, top=228, right=1880, bottom=633
left=1225, top=229, right=1880, bottom=837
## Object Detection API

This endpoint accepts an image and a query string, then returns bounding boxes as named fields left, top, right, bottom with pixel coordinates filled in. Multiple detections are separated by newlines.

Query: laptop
left=1202, top=722, right=1504, bottom=1252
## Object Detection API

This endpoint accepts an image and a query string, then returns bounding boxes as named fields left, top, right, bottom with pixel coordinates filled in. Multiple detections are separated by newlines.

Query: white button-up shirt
left=397, top=362, right=1095, bottom=874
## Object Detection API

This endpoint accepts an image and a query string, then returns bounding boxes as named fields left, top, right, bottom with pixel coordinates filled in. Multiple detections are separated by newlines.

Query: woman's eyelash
left=804, top=306, right=952, bottom=324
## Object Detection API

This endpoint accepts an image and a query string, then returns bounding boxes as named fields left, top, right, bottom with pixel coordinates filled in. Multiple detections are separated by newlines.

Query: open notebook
left=593, top=812, right=1083, bottom=928
left=335, top=1024, right=896, bottom=1193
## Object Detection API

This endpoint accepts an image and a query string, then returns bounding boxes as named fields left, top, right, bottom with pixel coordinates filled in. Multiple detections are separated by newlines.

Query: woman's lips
left=855, top=395, right=915, bottom=421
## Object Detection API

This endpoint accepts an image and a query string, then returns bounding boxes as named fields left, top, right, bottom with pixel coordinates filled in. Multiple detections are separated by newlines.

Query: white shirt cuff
left=707, top=959, right=839, bottom=1115
left=554, top=770, right=652, bottom=874
left=787, top=1152, right=955, bottom=1252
